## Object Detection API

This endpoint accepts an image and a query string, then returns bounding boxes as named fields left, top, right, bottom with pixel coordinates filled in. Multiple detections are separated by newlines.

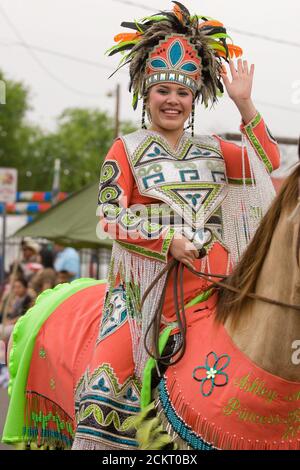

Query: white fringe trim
left=222, top=136, right=276, bottom=265
left=110, top=242, right=167, bottom=380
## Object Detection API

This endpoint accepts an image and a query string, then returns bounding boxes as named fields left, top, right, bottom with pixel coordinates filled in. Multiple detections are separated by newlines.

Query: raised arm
left=217, top=59, right=280, bottom=180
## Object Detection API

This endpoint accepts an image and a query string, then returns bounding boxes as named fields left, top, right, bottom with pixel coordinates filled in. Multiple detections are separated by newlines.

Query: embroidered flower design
left=147, top=146, right=168, bottom=158
left=39, top=347, right=46, bottom=359
left=186, top=193, right=201, bottom=206
left=92, top=376, right=110, bottom=392
left=123, top=387, right=139, bottom=403
left=192, top=351, right=230, bottom=397
left=191, top=149, right=211, bottom=157
left=150, top=39, right=198, bottom=75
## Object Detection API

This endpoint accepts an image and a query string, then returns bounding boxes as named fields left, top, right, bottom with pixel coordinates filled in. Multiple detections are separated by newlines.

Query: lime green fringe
left=133, top=402, right=176, bottom=450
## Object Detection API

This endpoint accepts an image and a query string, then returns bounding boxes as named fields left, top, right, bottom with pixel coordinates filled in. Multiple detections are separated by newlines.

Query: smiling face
left=147, top=83, right=193, bottom=135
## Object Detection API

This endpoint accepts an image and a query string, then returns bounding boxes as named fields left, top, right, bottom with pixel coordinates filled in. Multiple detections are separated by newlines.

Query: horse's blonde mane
left=216, top=164, right=300, bottom=326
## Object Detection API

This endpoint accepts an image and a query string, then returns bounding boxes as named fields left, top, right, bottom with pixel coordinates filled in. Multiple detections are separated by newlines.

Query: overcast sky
left=0, top=0, right=299, bottom=138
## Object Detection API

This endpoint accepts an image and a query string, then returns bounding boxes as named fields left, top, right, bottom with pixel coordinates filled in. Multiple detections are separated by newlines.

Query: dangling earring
left=191, top=101, right=195, bottom=138
left=141, top=99, right=147, bottom=129
left=184, top=101, right=195, bottom=136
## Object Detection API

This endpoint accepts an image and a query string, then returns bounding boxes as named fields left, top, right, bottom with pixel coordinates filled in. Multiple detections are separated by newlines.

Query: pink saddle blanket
left=160, top=295, right=300, bottom=450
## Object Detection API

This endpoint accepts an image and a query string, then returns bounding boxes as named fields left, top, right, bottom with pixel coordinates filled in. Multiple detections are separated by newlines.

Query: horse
left=2, top=165, right=300, bottom=450
left=136, top=164, right=300, bottom=450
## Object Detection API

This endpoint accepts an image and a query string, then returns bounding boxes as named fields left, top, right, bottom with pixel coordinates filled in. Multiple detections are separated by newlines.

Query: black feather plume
left=172, top=1, right=191, bottom=18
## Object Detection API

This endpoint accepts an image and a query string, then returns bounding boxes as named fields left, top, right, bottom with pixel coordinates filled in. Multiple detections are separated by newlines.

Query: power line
left=0, top=5, right=298, bottom=115
left=0, top=39, right=297, bottom=115
left=0, top=5, right=102, bottom=97
left=110, top=0, right=300, bottom=48
left=227, top=27, right=300, bottom=48
left=0, top=39, right=127, bottom=74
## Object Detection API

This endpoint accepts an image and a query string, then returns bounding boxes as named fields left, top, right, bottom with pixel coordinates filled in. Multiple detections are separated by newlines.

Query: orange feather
left=173, top=4, right=183, bottom=22
left=228, top=44, right=243, bottom=58
left=114, top=32, right=141, bottom=43
left=215, top=50, right=227, bottom=59
left=199, top=20, right=224, bottom=29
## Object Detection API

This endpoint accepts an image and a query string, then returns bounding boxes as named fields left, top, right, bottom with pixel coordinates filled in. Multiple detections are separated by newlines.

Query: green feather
left=119, top=52, right=131, bottom=65
left=131, top=402, right=176, bottom=450
left=206, top=40, right=227, bottom=54
left=195, top=14, right=216, bottom=21
left=132, top=92, right=139, bottom=110
left=134, top=18, right=144, bottom=33
left=141, top=15, right=166, bottom=23
left=209, top=33, right=233, bottom=42
left=105, top=39, right=139, bottom=55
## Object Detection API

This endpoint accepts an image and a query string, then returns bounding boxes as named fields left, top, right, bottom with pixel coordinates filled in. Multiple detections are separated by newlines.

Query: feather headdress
left=107, top=1, right=243, bottom=109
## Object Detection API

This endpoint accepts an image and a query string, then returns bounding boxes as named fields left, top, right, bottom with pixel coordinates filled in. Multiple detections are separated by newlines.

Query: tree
left=0, top=69, right=136, bottom=191
left=53, top=108, right=119, bottom=191
left=0, top=70, right=31, bottom=168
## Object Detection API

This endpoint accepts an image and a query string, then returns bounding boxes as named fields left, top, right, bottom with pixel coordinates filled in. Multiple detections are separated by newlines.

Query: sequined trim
left=243, top=113, right=273, bottom=173
left=117, top=226, right=175, bottom=262
left=228, top=177, right=255, bottom=185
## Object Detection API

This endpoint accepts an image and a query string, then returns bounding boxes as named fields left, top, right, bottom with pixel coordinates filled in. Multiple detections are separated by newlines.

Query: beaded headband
left=144, top=35, right=201, bottom=95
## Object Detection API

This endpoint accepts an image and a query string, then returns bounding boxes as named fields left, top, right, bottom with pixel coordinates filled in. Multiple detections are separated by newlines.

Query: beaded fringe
left=110, top=242, right=168, bottom=380
left=22, top=391, right=75, bottom=449
left=222, top=136, right=276, bottom=265
left=155, top=379, right=300, bottom=451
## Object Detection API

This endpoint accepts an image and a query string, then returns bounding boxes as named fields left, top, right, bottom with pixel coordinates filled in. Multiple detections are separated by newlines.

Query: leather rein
left=141, top=242, right=300, bottom=365
left=141, top=256, right=300, bottom=313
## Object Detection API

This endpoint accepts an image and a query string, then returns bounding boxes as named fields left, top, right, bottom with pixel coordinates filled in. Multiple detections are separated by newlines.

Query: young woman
left=72, top=3, right=280, bottom=450
left=2, top=2, right=280, bottom=451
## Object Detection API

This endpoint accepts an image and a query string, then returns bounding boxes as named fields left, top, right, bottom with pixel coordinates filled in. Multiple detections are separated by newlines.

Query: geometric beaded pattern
left=98, top=158, right=164, bottom=241
left=144, top=35, right=202, bottom=95
left=98, top=160, right=122, bottom=205
left=97, top=286, right=128, bottom=343
left=122, top=130, right=229, bottom=230
left=157, top=378, right=215, bottom=450
left=74, top=364, right=141, bottom=449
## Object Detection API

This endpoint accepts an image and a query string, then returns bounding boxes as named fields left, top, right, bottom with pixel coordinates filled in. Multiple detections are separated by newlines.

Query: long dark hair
left=216, top=164, right=300, bottom=327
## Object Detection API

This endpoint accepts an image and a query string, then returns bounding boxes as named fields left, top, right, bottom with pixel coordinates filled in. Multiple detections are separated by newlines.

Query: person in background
left=0, top=264, right=24, bottom=323
left=53, top=244, right=80, bottom=281
left=6, top=278, right=34, bottom=324
left=30, top=268, right=57, bottom=296
left=39, top=244, right=55, bottom=269
left=56, top=270, right=72, bottom=285
left=20, top=238, right=43, bottom=281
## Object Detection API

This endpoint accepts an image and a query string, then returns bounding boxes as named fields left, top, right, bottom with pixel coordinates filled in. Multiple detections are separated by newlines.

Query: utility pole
left=115, top=84, right=120, bottom=139
left=52, top=158, right=61, bottom=205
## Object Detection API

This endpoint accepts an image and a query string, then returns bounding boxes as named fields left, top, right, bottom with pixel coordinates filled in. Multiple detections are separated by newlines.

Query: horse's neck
left=225, top=209, right=300, bottom=381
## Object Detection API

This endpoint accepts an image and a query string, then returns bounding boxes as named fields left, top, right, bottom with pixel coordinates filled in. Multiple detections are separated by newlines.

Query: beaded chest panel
left=122, top=130, right=228, bottom=230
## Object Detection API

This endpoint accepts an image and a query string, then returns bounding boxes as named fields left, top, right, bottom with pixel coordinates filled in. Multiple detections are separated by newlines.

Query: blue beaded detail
left=158, top=379, right=215, bottom=450
left=98, top=286, right=128, bottom=342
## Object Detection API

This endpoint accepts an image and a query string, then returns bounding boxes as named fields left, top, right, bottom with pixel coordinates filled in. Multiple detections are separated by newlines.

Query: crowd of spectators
left=0, top=238, right=80, bottom=382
